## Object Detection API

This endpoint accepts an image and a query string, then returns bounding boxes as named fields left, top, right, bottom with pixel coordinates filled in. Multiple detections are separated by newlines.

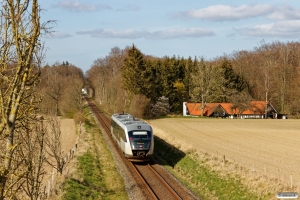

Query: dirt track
left=60, top=119, right=78, bottom=154
left=148, top=118, right=300, bottom=187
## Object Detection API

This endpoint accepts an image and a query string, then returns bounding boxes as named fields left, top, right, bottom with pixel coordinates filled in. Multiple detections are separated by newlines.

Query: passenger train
left=111, top=113, right=154, bottom=162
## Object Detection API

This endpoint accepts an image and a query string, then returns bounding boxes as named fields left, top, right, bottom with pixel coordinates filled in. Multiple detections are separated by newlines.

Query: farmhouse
left=184, top=101, right=281, bottom=119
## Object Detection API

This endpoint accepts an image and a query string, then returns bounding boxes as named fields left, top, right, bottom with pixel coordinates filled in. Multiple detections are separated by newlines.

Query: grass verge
left=62, top=152, right=105, bottom=199
left=153, top=136, right=272, bottom=200
left=61, top=108, right=128, bottom=200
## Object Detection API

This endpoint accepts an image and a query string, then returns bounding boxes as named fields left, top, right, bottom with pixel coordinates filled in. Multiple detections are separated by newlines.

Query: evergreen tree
left=219, top=58, right=247, bottom=102
left=122, top=44, right=147, bottom=95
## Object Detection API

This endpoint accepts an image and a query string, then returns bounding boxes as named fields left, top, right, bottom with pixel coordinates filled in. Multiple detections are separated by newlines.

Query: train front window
left=129, top=131, right=151, bottom=141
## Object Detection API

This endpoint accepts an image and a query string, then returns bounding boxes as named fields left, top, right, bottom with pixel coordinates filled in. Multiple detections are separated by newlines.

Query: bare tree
left=230, top=91, right=252, bottom=115
left=0, top=0, right=50, bottom=199
left=254, top=42, right=277, bottom=118
left=87, top=59, right=112, bottom=104
left=39, top=64, right=85, bottom=117
left=71, top=76, right=85, bottom=113
left=190, top=58, right=225, bottom=116
left=44, top=117, right=65, bottom=175
left=42, top=67, right=65, bottom=116
left=19, top=116, right=46, bottom=200
left=86, top=46, right=127, bottom=113
left=275, top=42, right=295, bottom=113
left=60, top=73, right=84, bottom=116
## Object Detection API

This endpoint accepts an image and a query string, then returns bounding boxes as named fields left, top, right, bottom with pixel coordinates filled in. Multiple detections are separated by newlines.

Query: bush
left=73, top=112, right=85, bottom=125
left=151, top=96, right=170, bottom=117
left=128, top=94, right=150, bottom=118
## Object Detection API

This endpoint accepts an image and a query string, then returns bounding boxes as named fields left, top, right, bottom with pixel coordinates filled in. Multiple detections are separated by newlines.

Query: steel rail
left=147, top=163, right=183, bottom=200
left=86, top=98, right=110, bottom=133
left=129, top=162, right=159, bottom=200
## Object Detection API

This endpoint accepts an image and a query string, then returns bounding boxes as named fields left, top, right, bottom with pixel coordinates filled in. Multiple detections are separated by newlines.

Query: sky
left=39, top=0, right=300, bottom=72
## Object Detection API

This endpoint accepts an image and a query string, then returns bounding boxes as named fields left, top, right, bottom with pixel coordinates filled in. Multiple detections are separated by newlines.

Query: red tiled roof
left=219, top=103, right=239, bottom=115
left=242, top=101, right=266, bottom=114
left=186, top=102, right=219, bottom=116
left=203, top=103, right=220, bottom=116
left=186, top=101, right=269, bottom=116
left=185, top=103, right=201, bottom=116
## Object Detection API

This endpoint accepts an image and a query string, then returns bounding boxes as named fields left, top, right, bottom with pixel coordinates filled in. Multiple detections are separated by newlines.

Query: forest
left=86, top=41, right=300, bottom=118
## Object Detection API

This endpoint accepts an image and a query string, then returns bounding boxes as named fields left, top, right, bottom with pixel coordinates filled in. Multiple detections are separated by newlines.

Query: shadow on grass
left=153, top=135, right=186, bottom=168
left=152, top=136, right=266, bottom=200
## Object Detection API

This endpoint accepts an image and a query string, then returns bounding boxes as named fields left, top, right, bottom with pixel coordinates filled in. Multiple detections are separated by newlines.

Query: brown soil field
left=60, top=118, right=78, bottom=154
left=148, top=118, right=300, bottom=187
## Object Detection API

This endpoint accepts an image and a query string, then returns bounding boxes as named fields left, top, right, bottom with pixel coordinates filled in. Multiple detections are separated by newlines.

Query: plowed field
left=148, top=118, right=300, bottom=186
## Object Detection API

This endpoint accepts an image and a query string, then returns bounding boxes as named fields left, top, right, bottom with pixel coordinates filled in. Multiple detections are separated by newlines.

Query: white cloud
left=52, top=0, right=111, bottom=12
left=43, top=31, right=72, bottom=39
left=148, top=28, right=214, bottom=39
left=173, top=4, right=300, bottom=21
left=77, top=29, right=149, bottom=39
left=76, top=28, right=214, bottom=39
left=236, top=20, right=300, bottom=38
left=267, top=4, right=300, bottom=20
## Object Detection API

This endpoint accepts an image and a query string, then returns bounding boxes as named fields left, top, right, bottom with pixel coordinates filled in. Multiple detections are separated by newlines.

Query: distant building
left=183, top=101, right=283, bottom=119
left=82, top=88, right=87, bottom=95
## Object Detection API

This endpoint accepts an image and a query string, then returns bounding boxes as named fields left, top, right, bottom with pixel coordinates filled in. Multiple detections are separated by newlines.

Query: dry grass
left=41, top=118, right=80, bottom=199
left=57, top=112, right=128, bottom=199
left=148, top=118, right=300, bottom=196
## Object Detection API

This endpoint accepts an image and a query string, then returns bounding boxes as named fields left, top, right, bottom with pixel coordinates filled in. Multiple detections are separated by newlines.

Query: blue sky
left=40, top=0, right=300, bottom=72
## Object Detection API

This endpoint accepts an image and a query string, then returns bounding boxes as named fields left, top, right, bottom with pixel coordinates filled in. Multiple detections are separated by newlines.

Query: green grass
left=153, top=136, right=270, bottom=200
left=61, top=107, right=128, bottom=200
left=62, top=152, right=106, bottom=200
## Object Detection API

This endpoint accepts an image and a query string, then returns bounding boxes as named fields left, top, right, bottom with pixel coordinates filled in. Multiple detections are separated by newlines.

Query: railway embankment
left=49, top=107, right=129, bottom=200
left=153, top=136, right=263, bottom=199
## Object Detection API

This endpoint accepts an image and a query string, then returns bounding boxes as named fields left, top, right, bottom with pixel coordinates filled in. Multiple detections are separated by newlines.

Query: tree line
left=86, top=41, right=300, bottom=118
left=39, top=62, right=85, bottom=118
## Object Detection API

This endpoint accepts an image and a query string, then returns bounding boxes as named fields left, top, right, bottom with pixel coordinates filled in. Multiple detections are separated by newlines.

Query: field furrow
left=148, top=118, right=300, bottom=185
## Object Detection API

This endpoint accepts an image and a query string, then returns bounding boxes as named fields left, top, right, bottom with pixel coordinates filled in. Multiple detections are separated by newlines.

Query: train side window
left=111, top=120, right=126, bottom=142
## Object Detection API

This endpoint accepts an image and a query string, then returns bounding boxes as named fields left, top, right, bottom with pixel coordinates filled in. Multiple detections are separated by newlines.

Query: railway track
left=130, top=162, right=183, bottom=200
left=86, top=98, right=199, bottom=200
left=86, top=98, right=111, bottom=133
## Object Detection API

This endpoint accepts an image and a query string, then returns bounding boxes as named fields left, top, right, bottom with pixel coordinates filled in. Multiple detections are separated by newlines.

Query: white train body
left=111, top=113, right=154, bottom=162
